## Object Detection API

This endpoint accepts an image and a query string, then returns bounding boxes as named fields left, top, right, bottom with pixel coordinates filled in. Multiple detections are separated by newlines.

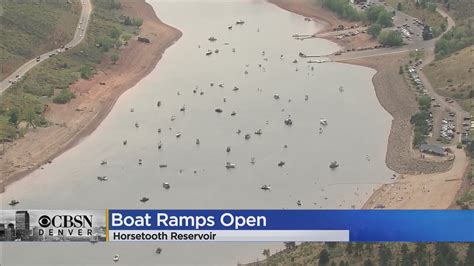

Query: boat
left=123, top=140, right=127, bottom=145
left=273, top=94, right=280, bottom=100
left=277, top=161, right=285, bottom=167
left=305, top=95, right=309, bottom=101
left=232, top=86, right=239, bottom=91
left=226, top=146, right=231, bottom=153
left=162, top=182, right=170, bottom=189
left=296, top=200, right=302, bottom=206
left=244, top=134, right=251, bottom=140
left=208, top=36, right=217, bottom=42
left=225, top=162, right=236, bottom=169
left=329, top=161, right=339, bottom=169
left=298, top=52, right=306, bottom=58
left=236, top=129, right=242, bottom=134
left=158, top=142, right=163, bottom=150
left=215, top=108, right=223, bottom=113
left=261, top=185, right=271, bottom=191
left=100, top=160, right=107, bottom=165
left=218, top=83, right=224, bottom=88
left=156, top=247, right=162, bottom=254
left=292, top=59, right=298, bottom=63
left=140, top=197, right=149, bottom=203
left=228, top=25, right=232, bottom=30
left=196, top=138, right=200, bottom=145
left=205, top=50, right=213, bottom=56
left=135, top=122, right=139, bottom=128
left=97, top=176, right=108, bottom=181
left=232, top=48, right=236, bottom=53
left=180, top=105, right=186, bottom=112
left=284, top=118, right=293, bottom=126
left=254, top=129, right=262, bottom=135
left=320, top=118, right=328, bottom=126
left=250, top=157, right=256, bottom=164
left=8, top=200, right=19, bottom=206
left=130, top=108, right=134, bottom=112
left=236, top=20, right=245, bottom=25
left=339, top=86, right=344, bottom=92
left=159, top=164, right=168, bottom=168
left=176, top=132, right=182, bottom=138
left=113, top=254, right=119, bottom=262
left=157, top=101, right=162, bottom=107
left=215, top=49, right=219, bottom=53
left=231, top=111, right=237, bottom=116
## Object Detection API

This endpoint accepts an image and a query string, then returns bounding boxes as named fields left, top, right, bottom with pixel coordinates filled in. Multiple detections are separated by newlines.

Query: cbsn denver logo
left=37, top=214, right=94, bottom=237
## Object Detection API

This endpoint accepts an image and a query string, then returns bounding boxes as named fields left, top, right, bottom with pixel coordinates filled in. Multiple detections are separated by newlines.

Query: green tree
left=368, top=23, right=382, bottom=38
left=110, top=27, right=121, bottom=39
left=24, top=108, right=37, bottom=129
left=377, top=11, right=393, bottom=27
left=401, top=243, right=409, bottom=255
left=133, top=17, right=144, bottom=27
left=345, top=242, right=353, bottom=254
left=378, top=244, right=392, bottom=266
left=418, top=95, right=431, bottom=110
left=319, top=249, right=330, bottom=266
left=378, top=30, right=403, bottom=46
left=111, top=52, right=120, bottom=64
left=466, top=243, right=474, bottom=266
left=363, top=258, right=374, bottom=266
left=8, top=108, right=19, bottom=126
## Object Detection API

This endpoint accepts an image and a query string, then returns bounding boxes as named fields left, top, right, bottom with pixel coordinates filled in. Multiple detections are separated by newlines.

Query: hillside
left=248, top=242, right=474, bottom=266
left=0, top=0, right=137, bottom=144
left=0, top=0, right=81, bottom=79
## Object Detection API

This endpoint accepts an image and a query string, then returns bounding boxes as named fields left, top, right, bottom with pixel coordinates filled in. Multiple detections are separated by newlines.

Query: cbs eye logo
left=38, top=215, right=52, bottom=227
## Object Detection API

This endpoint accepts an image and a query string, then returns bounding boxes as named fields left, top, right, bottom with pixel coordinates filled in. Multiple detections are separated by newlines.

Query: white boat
left=254, top=129, right=262, bottom=135
left=176, top=132, right=182, bottom=138
left=236, top=20, right=245, bottom=25
left=225, top=162, right=236, bottom=169
left=100, top=160, right=107, bottom=165
left=261, top=185, right=271, bottom=191
left=273, top=94, right=280, bottom=100
left=163, top=182, right=170, bottom=189
left=320, top=118, right=328, bottom=126
left=113, top=254, right=119, bottom=262
left=97, top=176, right=108, bottom=181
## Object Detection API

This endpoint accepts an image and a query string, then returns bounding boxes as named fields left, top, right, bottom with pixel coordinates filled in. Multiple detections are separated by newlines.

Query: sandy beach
left=0, top=0, right=182, bottom=192
left=269, top=0, right=466, bottom=209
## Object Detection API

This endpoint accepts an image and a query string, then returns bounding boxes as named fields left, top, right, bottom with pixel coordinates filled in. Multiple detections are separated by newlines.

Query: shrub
left=368, top=23, right=382, bottom=38
left=53, top=88, right=75, bottom=104
left=378, top=30, right=403, bottom=46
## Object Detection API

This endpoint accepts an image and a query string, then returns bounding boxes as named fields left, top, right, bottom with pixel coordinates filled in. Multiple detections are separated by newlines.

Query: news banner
left=1, top=210, right=473, bottom=242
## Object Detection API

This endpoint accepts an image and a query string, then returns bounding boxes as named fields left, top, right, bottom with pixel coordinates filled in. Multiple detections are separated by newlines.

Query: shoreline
left=0, top=0, right=182, bottom=192
left=269, top=0, right=464, bottom=209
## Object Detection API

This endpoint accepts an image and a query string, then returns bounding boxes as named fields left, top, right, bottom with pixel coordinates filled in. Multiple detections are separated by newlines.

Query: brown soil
left=0, top=0, right=182, bottom=192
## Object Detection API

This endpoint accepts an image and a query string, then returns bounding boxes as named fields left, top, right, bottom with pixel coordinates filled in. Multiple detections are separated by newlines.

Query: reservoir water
left=0, top=0, right=393, bottom=264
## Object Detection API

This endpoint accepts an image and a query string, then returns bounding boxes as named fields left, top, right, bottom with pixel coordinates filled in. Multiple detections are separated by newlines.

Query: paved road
left=0, top=0, right=92, bottom=95
left=328, top=4, right=470, bottom=142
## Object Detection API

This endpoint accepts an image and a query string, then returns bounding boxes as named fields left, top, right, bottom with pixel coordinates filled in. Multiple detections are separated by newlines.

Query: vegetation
left=386, top=0, right=447, bottom=38
left=378, top=29, right=403, bottom=46
left=0, top=0, right=137, bottom=142
left=253, top=242, right=473, bottom=265
left=0, top=0, right=81, bottom=79
left=320, top=0, right=364, bottom=21
left=367, top=23, right=382, bottom=38
left=366, top=6, right=393, bottom=28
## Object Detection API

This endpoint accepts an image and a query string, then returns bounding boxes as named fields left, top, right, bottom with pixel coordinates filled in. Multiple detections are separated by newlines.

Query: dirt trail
left=0, top=0, right=182, bottom=192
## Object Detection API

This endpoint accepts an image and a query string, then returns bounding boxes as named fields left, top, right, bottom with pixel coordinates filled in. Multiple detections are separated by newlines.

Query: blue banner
left=108, top=210, right=474, bottom=242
